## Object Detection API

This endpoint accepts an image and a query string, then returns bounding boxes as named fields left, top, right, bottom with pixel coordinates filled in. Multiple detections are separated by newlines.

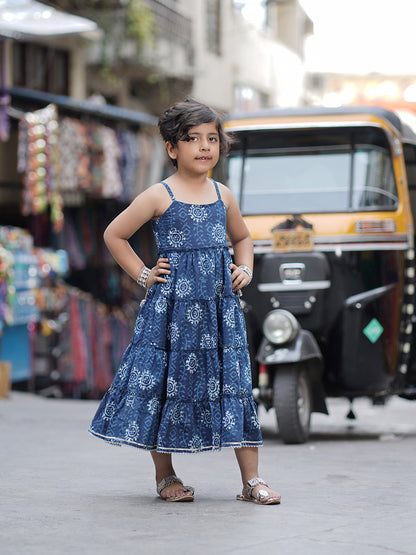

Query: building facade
left=305, top=71, right=416, bottom=132
left=38, top=0, right=312, bottom=115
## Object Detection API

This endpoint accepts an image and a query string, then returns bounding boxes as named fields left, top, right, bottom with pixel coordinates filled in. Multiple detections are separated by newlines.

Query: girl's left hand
left=230, top=263, right=251, bottom=291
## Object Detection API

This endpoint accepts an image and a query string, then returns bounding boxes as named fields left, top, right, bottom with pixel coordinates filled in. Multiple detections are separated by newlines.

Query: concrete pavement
left=1, top=391, right=416, bottom=554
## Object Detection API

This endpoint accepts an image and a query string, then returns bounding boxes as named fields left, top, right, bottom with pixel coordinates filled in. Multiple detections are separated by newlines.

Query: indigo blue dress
left=89, top=180, right=263, bottom=453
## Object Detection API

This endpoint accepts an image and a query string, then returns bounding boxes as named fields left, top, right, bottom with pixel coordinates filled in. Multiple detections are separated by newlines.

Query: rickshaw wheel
left=273, top=365, right=312, bottom=444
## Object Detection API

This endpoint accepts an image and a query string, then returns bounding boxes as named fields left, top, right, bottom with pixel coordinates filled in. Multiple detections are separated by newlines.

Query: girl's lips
left=195, top=156, right=211, bottom=161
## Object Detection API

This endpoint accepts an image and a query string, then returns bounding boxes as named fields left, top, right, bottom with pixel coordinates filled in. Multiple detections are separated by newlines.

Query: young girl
left=89, top=98, right=281, bottom=505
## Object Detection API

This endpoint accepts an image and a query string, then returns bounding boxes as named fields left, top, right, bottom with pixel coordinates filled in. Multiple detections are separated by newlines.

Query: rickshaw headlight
left=263, top=309, right=299, bottom=345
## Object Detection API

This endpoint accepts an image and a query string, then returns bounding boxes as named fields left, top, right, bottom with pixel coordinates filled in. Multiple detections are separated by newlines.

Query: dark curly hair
left=158, top=98, right=232, bottom=168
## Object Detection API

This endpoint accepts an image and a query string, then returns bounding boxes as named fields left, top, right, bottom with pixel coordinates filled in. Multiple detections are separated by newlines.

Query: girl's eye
left=209, top=136, right=218, bottom=142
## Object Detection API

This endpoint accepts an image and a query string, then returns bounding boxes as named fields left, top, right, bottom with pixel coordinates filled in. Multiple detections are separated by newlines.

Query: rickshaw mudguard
left=256, top=330, right=328, bottom=414
left=256, top=329, right=323, bottom=366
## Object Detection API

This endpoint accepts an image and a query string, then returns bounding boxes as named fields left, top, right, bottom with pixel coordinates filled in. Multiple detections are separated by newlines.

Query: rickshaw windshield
left=218, top=126, right=398, bottom=215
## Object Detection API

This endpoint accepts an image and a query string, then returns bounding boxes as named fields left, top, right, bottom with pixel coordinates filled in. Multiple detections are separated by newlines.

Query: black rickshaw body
left=216, top=106, right=416, bottom=443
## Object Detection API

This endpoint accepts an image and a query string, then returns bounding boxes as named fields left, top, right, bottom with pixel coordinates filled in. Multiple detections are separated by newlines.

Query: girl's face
left=167, top=122, right=220, bottom=175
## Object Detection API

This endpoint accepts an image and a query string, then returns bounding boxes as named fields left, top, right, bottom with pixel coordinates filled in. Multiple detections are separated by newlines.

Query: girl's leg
left=150, top=451, right=192, bottom=499
left=234, top=447, right=281, bottom=500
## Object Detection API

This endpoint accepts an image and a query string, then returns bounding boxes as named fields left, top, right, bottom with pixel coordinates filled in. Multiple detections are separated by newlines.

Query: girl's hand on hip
left=147, top=258, right=171, bottom=288
left=230, top=263, right=250, bottom=291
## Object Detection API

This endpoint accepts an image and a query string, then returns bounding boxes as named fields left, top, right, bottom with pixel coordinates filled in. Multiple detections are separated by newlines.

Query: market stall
left=0, top=88, right=168, bottom=397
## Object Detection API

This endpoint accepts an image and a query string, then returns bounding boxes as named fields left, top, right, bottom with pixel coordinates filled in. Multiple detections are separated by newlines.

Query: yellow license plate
left=272, top=229, right=314, bottom=252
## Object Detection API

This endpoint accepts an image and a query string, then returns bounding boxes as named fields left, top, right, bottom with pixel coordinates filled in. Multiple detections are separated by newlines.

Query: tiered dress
left=89, top=180, right=263, bottom=453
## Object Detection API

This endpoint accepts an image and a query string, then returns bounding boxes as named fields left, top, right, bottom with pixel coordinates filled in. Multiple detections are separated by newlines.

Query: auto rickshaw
left=214, top=106, right=416, bottom=443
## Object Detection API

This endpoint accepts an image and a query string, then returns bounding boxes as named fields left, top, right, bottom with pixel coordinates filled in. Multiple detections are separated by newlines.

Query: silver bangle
left=136, top=266, right=151, bottom=289
left=239, top=265, right=253, bottom=282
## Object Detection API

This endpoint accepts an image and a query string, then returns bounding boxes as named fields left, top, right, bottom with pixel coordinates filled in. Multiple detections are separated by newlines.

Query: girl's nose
left=200, top=139, right=210, bottom=150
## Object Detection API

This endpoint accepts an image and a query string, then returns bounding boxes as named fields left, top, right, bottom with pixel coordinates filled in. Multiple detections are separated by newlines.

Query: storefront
left=0, top=86, right=168, bottom=398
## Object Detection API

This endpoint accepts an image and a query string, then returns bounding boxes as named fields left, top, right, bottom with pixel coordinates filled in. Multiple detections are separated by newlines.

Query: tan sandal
left=236, top=477, right=281, bottom=505
left=157, top=475, right=194, bottom=502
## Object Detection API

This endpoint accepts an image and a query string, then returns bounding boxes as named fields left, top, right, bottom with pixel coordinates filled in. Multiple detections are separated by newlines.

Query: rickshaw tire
left=273, top=365, right=312, bottom=445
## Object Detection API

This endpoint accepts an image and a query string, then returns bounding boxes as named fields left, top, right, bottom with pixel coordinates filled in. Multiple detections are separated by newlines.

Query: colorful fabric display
left=53, top=286, right=133, bottom=397
left=18, top=106, right=168, bottom=217
left=0, top=226, right=69, bottom=328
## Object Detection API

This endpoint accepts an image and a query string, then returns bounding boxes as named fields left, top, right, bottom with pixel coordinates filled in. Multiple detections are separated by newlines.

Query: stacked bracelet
left=137, top=266, right=151, bottom=289
left=239, top=265, right=253, bottom=283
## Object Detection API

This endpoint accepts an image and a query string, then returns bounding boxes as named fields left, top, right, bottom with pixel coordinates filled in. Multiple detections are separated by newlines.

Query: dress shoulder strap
left=160, top=181, right=175, bottom=200
left=211, top=179, right=221, bottom=200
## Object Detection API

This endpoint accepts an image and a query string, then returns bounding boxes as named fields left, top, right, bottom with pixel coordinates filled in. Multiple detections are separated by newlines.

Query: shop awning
left=0, top=0, right=97, bottom=39
left=9, top=86, right=158, bottom=127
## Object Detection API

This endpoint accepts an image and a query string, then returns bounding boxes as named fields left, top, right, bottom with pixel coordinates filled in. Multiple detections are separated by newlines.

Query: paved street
left=1, top=391, right=415, bottom=555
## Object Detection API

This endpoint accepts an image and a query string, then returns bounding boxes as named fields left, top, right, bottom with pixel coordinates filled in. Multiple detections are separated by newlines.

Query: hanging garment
left=58, top=118, right=87, bottom=192
left=118, top=129, right=139, bottom=202
left=101, top=126, right=123, bottom=198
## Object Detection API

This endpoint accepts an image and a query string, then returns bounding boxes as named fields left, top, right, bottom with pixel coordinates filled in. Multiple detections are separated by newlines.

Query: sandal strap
left=246, top=477, right=268, bottom=497
left=157, top=475, right=183, bottom=495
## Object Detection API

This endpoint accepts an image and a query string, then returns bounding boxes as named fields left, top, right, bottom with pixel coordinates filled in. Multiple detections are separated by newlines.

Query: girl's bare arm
left=221, top=185, right=253, bottom=291
left=103, top=185, right=170, bottom=287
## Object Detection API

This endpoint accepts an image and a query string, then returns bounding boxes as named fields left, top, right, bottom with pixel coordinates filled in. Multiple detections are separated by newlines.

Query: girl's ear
left=165, top=141, right=177, bottom=161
